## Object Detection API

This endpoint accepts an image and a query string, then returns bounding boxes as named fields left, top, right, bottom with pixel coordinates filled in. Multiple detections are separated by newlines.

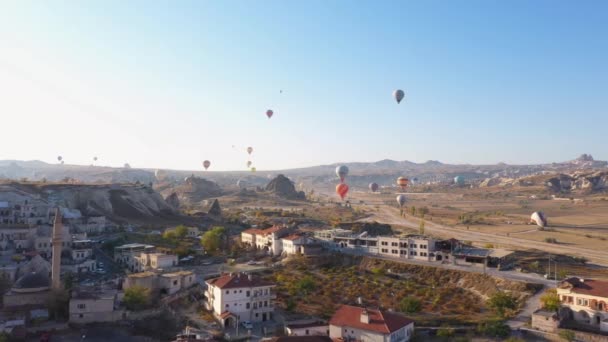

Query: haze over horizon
left=1, top=1, right=607, bottom=171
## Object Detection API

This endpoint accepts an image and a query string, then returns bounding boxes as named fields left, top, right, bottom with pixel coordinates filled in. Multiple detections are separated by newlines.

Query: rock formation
left=265, top=174, right=305, bottom=200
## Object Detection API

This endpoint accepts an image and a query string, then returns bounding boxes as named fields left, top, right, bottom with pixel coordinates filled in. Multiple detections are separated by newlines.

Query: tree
left=123, top=285, right=150, bottom=311
left=173, top=225, right=188, bottom=239
left=558, top=330, right=575, bottom=342
left=419, top=220, right=425, bottom=235
left=487, top=291, right=517, bottom=317
left=399, top=297, right=421, bottom=314
left=540, top=288, right=561, bottom=311
left=200, top=227, right=227, bottom=255
left=476, top=320, right=510, bottom=338
left=163, top=230, right=176, bottom=239
left=295, top=276, right=316, bottom=295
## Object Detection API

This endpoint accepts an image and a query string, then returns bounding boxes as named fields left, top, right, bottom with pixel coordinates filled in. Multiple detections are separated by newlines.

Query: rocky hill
left=0, top=182, right=180, bottom=224
left=265, top=174, right=306, bottom=200
left=160, top=175, right=223, bottom=208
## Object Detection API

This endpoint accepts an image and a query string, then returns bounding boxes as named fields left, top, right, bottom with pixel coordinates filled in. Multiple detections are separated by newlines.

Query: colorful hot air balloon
left=336, top=165, right=349, bottom=183
left=454, top=175, right=465, bottom=185
left=369, top=182, right=379, bottom=192
left=393, top=89, right=405, bottom=104
left=396, top=194, right=407, bottom=207
left=266, top=110, right=273, bottom=119
left=203, top=160, right=211, bottom=170
left=247, top=147, right=253, bottom=155
left=336, top=183, right=349, bottom=200
left=250, top=167, right=256, bottom=173
left=397, top=177, right=409, bottom=190
left=530, top=211, right=548, bottom=228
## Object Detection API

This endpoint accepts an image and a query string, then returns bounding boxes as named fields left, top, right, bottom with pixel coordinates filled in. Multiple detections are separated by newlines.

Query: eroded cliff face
left=544, top=171, right=608, bottom=193
left=160, top=176, right=223, bottom=208
left=0, top=182, right=178, bottom=222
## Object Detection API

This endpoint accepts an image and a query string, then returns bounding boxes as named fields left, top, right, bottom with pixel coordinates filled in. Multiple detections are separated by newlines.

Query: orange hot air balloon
left=203, top=160, right=211, bottom=170
left=397, top=177, right=409, bottom=190
left=336, top=183, right=349, bottom=200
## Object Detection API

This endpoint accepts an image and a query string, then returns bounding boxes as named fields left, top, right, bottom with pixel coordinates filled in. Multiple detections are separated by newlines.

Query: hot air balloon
left=124, top=163, right=131, bottom=169
left=397, top=177, right=409, bottom=190
left=266, top=110, right=273, bottom=119
left=530, top=211, right=548, bottom=228
left=250, top=167, right=256, bottom=173
left=336, top=183, right=349, bottom=200
left=454, top=175, right=465, bottom=186
left=247, top=161, right=252, bottom=168
left=336, top=165, right=349, bottom=182
left=57, top=156, right=62, bottom=162
left=93, top=156, right=98, bottom=162
left=393, top=89, right=405, bottom=104
left=237, top=179, right=247, bottom=189
left=396, top=194, right=407, bottom=207
left=369, top=182, right=379, bottom=192
left=247, top=147, right=253, bottom=155
left=203, top=160, right=211, bottom=170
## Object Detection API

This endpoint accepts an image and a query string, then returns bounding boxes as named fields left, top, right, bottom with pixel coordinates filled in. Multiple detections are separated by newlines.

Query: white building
left=285, top=321, right=329, bottom=336
left=557, top=277, right=608, bottom=332
left=329, top=305, right=414, bottom=342
left=114, top=243, right=156, bottom=272
left=281, top=234, right=310, bottom=255
left=133, top=252, right=178, bottom=273
left=205, top=273, right=275, bottom=327
left=377, top=236, right=436, bottom=261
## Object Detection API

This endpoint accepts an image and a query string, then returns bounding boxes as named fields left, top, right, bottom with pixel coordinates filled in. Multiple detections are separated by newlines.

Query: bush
left=558, top=330, right=575, bottom=342
left=476, top=320, right=510, bottom=338
left=540, top=289, right=560, bottom=311
left=399, top=297, right=421, bottom=314
left=487, top=291, right=517, bottom=318
left=436, top=325, right=455, bottom=339
left=123, top=285, right=151, bottom=311
left=544, top=237, right=558, bottom=244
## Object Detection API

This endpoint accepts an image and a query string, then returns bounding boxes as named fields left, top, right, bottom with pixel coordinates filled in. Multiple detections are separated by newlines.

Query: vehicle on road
left=241, top=321, right=253, bottom=330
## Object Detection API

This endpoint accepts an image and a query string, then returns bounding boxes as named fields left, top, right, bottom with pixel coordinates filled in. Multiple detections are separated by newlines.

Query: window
left=226, top=304, right=229, bottom=308
left=392, top=250, right=398, bottom=254
left=391, top=242, right=398, bottom=247
left=239, top=290, right=242, bottom=293
left=77, top=304, right=86, bottom=309
left=246, top=291, right=250, bottom=297
left=255, top=313, right=259, bottom=318
left=246, top=303, right=250, bottom=309
left=226, top=290, right=229, bottom=294
left=173, top=280, right=178, bottom=285
left=234, top=290, right=237, bottom=294
left=79, top=314, right=84, bottom=318
left=264, top=301, right=268, bottom=307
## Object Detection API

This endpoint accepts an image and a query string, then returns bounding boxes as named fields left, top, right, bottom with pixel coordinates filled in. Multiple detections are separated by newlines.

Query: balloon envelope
left=336, top=183, right=349, bottom=200
left=57, top=156, right=62, bottom=162
left=250, top=167, right=256, bottom=172
left=531, top=211, right=548, bottom=228
left=203, top=160, right=211, bottom=170
left=397, top=177, right=409, bottom=189
left=393, top=89, right=405, bottom=104
left=247, top=147, right=253, bottom=155
left=336, top=165, right=349, bottom=182
left=247, top=161, right=252, bottom=167
left=369, top=182, right=379, bottom=192
left=454, top=176, right=465, bottom=185
left=266, top=110, right=273, bottom=119
left=396, top=194, right=407, bottom=207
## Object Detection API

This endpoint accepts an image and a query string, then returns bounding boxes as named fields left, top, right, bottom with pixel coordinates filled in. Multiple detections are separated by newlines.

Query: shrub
left=476, top=320, right=510, bottom=338
left=544, top=237, right=558, bottom=244
left=487, top=291, right=517, bottom=318
left=540, top=289, right=560, bottom=311
left=123, top=285, right=151, bottom=311
left=399, top=297, right=421, bottom=314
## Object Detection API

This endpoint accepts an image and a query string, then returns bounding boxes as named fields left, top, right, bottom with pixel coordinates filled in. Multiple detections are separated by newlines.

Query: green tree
left=123, top=285, right=150, bottom=311
left=0, top=332, right=8, bottom=342
left=200, top=227, right=227, bottom=255
left=163, top=230, right=176, bottom=239
left=173, top=225, right=188, bottom=238
left=558, top=330, right=575, bottom=342
left=487, top=291, right=517, bottom=318
left=296, top=276, right=316, bottom=295
left=419, top=220, right=425, bottom=235
left=476, top=320, right=510, bottom=338
left=436, top=325, right=455, bottom=339
left=540, top=288, right=561, bottom=311
left=399, top=297, right=421, bottom=314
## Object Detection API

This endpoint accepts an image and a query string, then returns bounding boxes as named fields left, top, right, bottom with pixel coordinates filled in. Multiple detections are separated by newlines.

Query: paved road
left=507, top=285, right=548, bottom=329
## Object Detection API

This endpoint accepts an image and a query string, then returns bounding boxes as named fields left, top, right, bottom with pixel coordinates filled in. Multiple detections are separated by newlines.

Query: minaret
left=51, top=208, right=63, bottom=290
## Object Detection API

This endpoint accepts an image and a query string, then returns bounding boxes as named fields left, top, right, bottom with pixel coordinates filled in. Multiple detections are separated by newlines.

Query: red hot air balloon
left=266, top=110, right=273, bottom=119
left=203, top=160, right=211, bottom=170
left=397, top=177, right=409, bottom=190
left=336, top=183, right=349, bottom=200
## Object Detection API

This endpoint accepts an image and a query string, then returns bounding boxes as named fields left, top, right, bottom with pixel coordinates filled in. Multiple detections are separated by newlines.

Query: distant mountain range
left=1, top=154, right=606, bottom=189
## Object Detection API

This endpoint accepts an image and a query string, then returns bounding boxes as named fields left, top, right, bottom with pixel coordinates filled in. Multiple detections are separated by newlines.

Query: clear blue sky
left=1, top=1, right=607, bottom=171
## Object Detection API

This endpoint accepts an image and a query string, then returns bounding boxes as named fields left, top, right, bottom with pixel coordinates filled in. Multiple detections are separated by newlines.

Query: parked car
left=241, top=321, right=253, bottom=330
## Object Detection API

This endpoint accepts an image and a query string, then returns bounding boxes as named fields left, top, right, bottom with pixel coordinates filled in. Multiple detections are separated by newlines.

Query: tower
left=51, top=208, right=63, bottom=290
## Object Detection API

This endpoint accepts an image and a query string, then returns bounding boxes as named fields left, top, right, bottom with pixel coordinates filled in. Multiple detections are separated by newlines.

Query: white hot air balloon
left=237, top=179, right=248, bottom=189
left=530, top=211, right=548, bottom=228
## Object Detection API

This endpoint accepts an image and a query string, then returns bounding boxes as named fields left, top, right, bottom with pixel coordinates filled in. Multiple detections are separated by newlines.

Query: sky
left=1, top=1, right=607, bottom=171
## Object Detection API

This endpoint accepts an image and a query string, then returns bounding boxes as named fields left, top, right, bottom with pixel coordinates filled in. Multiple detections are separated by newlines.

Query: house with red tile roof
left=205, top=273, right=276, bottom=327
left=557, top=277, right=608, bottom=332
left=328, top=305, right=414, bottom=342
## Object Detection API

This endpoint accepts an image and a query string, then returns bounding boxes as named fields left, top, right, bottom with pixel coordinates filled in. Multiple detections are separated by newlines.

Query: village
left=0, top=188, right=606, bottom=342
